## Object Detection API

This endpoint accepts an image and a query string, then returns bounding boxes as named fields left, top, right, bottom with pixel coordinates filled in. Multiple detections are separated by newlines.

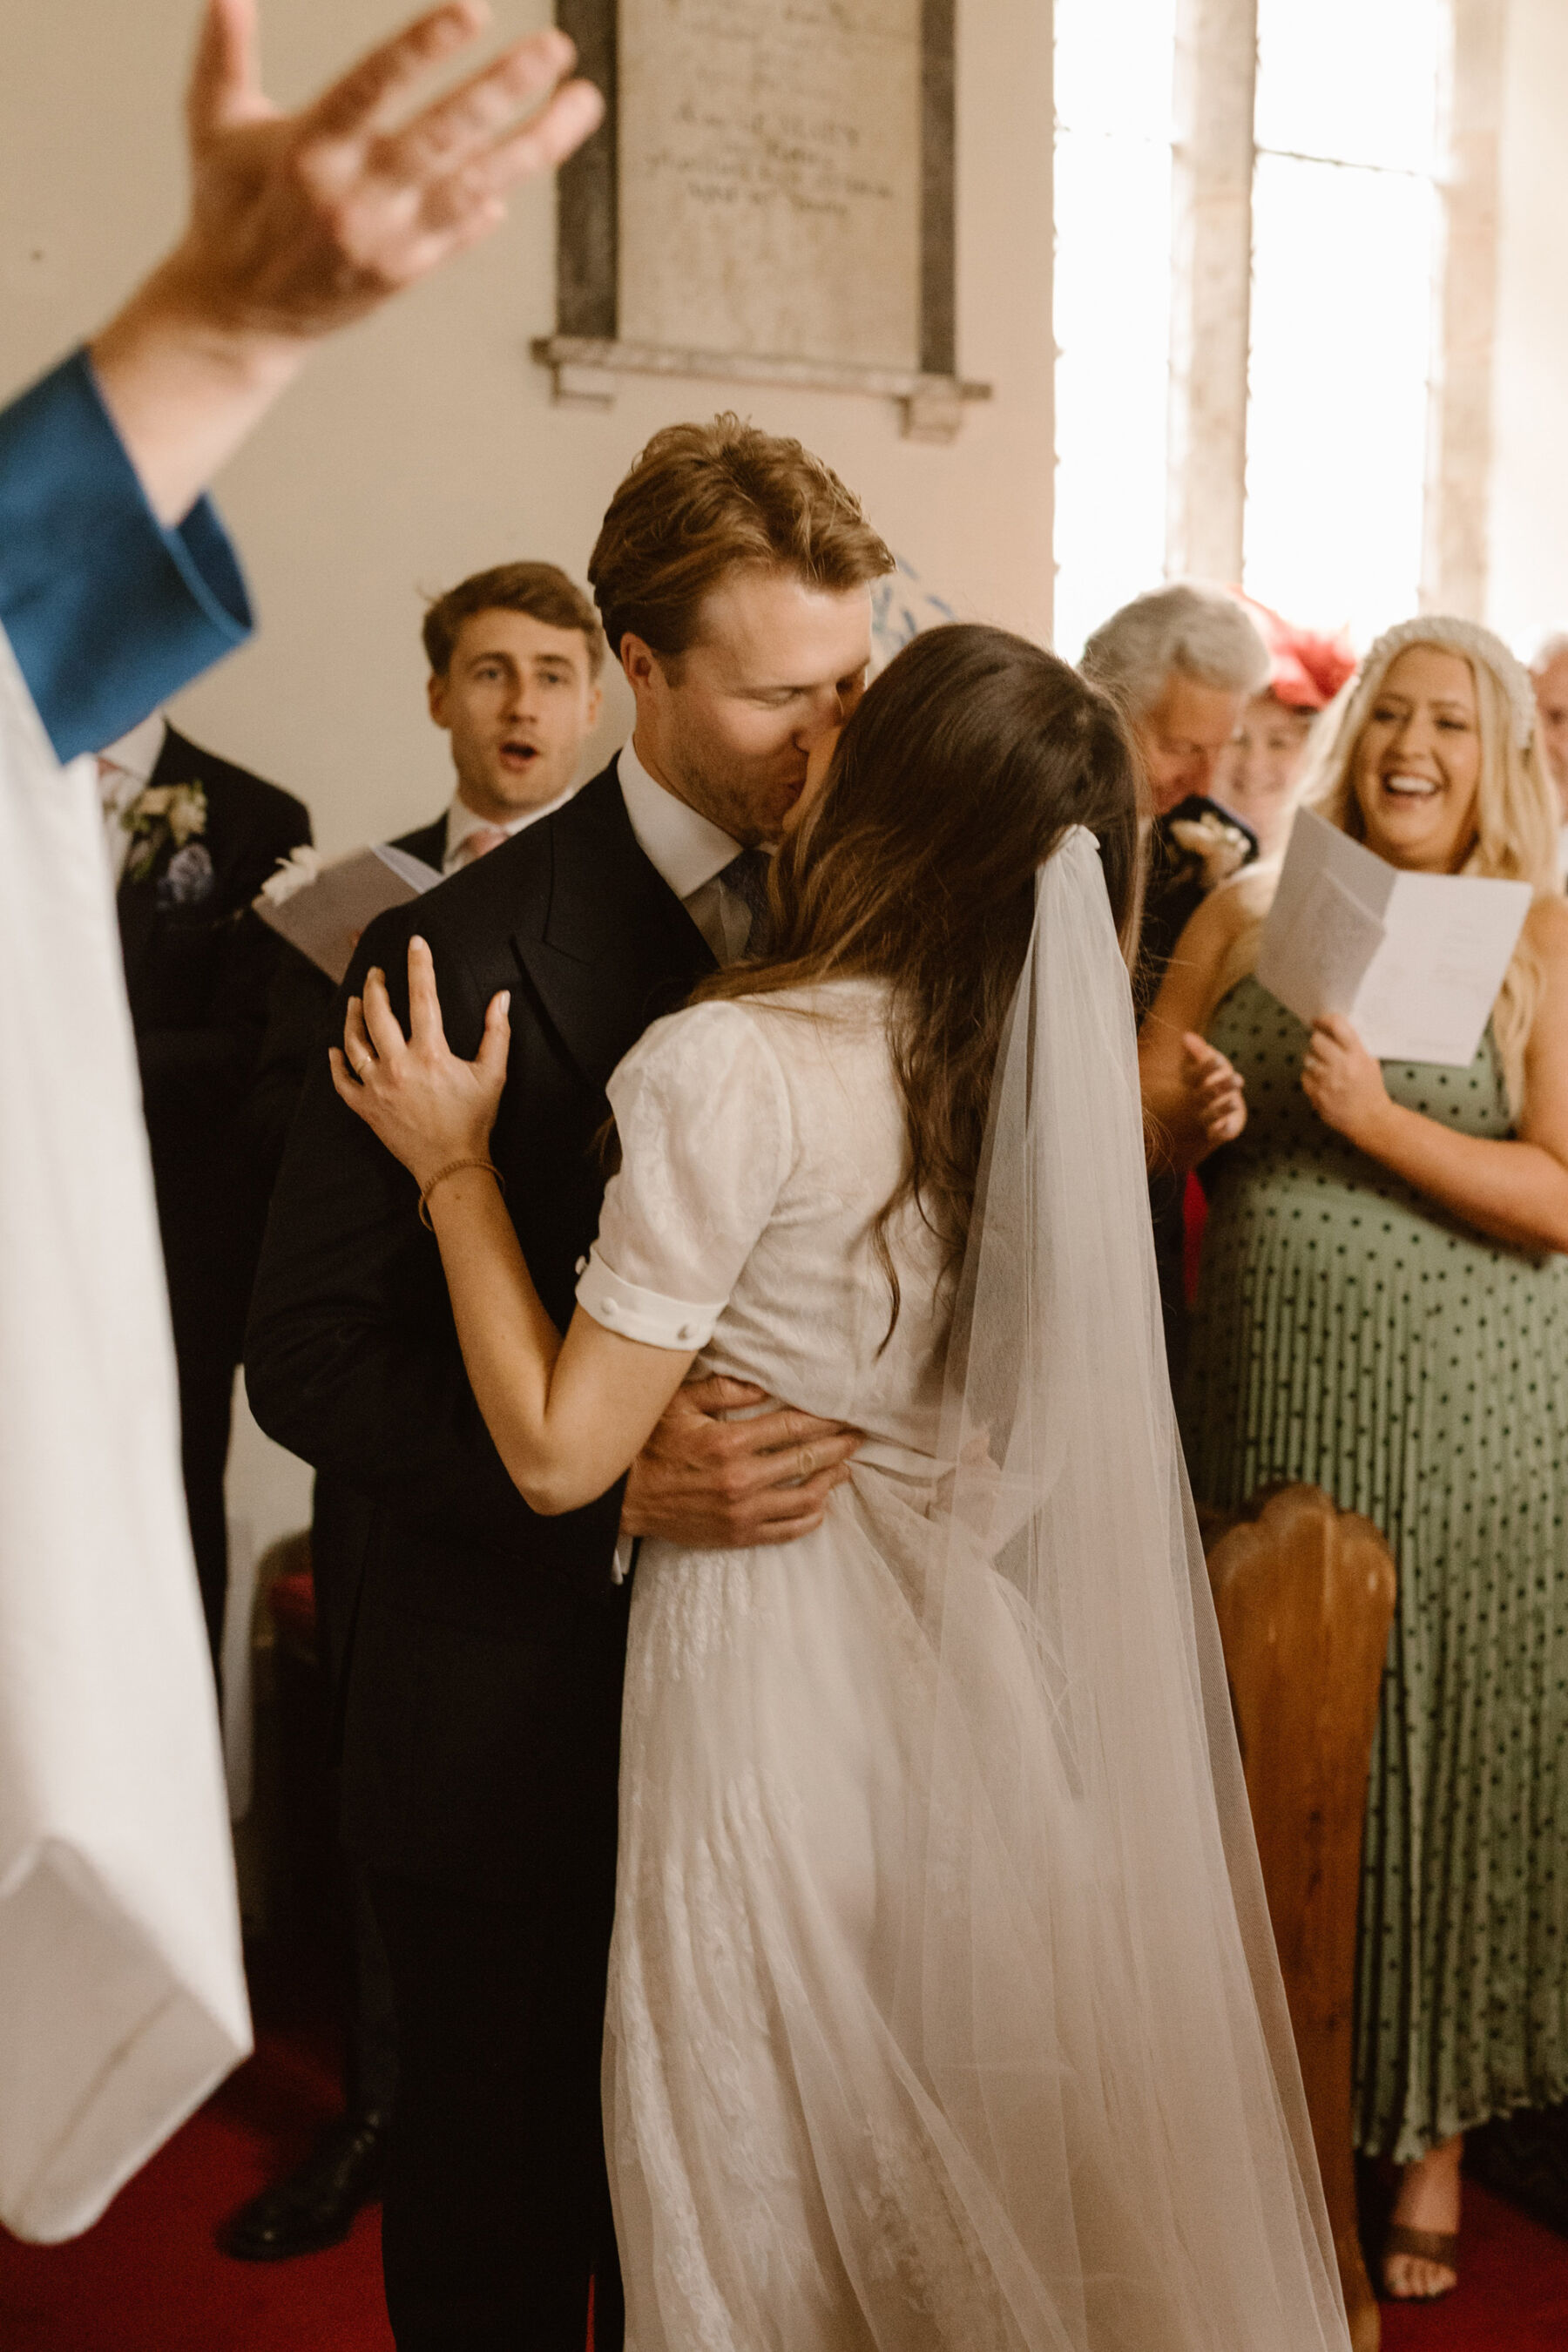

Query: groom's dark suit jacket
left=241, top=809, right=449, bottom=1228
left=240, top=807, right=449, bottom=1693
left=244, top=762, right=715, bottom=1891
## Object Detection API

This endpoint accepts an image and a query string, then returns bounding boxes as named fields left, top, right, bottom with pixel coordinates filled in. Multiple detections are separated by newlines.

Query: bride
left=332, top=623, right=1349, bottom=2350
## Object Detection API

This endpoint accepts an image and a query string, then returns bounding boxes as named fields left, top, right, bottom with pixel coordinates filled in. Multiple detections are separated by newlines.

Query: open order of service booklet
left=1255, top=808, right=1532, bottom=1067
left=253, top=843, right=443, bottom=984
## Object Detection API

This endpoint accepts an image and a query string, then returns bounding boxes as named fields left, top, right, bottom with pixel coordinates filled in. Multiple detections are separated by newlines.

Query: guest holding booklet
left=1139, top=617, right=1568, bottom=2305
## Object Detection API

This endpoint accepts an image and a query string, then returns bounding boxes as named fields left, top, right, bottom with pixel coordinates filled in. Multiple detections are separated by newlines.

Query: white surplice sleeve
left=0, top=623, right=250, bottom=2247
left=576, top=1002, right=793, bottom=1352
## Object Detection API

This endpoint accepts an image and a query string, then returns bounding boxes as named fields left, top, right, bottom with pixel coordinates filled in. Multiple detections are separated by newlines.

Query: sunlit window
left=1052, top=0, right=1446, bottom=659
left=1051, top=0, right=1177, bottom=662
left=1244, top=0, right=1443, bottom=643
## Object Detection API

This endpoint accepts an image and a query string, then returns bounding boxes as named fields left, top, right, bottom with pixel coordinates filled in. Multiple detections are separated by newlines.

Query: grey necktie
left=717, top=847, right=774, bottom=956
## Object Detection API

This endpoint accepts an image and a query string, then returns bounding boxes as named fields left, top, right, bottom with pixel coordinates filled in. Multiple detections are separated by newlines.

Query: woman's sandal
left=1382, top=2224, right=1460, bottom=2301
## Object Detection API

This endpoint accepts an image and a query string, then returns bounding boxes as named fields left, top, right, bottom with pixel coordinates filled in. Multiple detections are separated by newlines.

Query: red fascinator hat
left=1233, top=595, right=1357, bottom=713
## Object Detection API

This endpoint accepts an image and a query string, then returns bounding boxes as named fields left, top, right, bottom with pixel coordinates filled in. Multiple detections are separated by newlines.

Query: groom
left=245, top=417, right=892, bottom=2350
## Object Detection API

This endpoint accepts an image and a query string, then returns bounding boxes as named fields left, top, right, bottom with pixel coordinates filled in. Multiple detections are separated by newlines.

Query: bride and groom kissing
left=247, top=421, right=1352, bottom=2350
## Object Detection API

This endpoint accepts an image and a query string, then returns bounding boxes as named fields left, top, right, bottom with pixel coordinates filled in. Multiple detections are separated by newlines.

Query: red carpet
left=2, top=1944, right=1564, bottom=2350
left=1380, top=2181, right=1568, bottom=2351
left=0, top=1949, right=391, bottom=2352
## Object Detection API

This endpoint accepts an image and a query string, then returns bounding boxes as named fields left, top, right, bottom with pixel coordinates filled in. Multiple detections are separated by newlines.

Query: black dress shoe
left=220, top=2107, right=390, bottom=2261
left=1466, top=2103, right=1568, bottom=2240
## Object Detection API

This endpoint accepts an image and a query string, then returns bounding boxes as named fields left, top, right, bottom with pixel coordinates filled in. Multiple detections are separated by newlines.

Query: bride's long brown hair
left=694, top=623, right=1145, bottom=1325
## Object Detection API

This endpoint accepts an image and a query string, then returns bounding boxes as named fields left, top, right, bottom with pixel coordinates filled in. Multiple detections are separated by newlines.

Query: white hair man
left=1084, top=583, right=1269, bottom=1380
left=1082, top=580, right=1272, bottom=816
left=1082, top=583, right=1270, bottom=999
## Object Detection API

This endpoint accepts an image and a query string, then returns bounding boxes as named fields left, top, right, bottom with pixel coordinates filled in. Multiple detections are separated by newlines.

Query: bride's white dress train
left=582, top=934, right=1348, bottom=2348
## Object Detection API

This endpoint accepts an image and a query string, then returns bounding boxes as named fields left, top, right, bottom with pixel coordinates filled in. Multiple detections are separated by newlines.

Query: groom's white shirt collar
left=617, top=736, right=739, bottom=902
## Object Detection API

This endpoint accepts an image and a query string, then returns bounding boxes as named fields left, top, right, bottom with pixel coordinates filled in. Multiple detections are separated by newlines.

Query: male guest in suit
left=422, top=558, right=606, bottom=871
left=1078, top=581, right=1269, bottom=1006
left=242, top=560, right=608, bottom=1194
left=246, top=418, right=890, bottom=2350
left=1079, top=583, right=1267, bottom=1375
left=223, top=559, right=608, bottom=2265
left=96, top=710, right=309, bottom=1660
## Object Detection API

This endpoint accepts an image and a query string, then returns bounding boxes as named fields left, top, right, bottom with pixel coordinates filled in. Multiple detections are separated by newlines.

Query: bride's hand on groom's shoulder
left=331, top=935, right=509, bottom=1189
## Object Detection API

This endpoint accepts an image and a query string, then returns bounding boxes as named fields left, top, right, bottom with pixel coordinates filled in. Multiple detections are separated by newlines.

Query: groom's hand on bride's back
left=622, top=1377, right=861, bottom=1548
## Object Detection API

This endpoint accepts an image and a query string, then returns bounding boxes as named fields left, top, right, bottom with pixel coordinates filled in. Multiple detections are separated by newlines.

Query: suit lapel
left=390, top=814, right=449, bottom=871
left=510, top=766, right=716, bottom=1091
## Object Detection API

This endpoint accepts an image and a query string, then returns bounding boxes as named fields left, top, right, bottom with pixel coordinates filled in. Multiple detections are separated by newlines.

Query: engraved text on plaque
left=618, top=0, right=923, bottom=373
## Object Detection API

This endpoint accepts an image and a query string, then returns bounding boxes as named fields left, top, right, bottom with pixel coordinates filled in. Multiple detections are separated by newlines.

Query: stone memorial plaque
left=618, top=0, right=923, bottom=373
left=540, top=0, right=988, bottom=437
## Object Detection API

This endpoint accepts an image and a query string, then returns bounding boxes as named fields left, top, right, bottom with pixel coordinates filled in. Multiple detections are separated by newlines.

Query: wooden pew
left=1203, top=1486, right=1396, bottom=2352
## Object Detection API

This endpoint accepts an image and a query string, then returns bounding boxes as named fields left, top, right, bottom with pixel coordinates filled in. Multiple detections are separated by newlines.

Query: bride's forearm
left=424, top=1169, right=695, bottom=1516
left=425, top=1168, right=566, bottom=1498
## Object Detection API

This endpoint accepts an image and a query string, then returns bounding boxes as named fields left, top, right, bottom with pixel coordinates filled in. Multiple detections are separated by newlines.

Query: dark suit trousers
left=368, top=1870, right=623, bottom=2352
left=312, top=1477, right=399, bottom=2115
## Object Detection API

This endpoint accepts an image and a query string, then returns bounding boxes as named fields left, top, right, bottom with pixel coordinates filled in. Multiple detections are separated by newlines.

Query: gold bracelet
left=418, top=1158, right=505, bottom=1229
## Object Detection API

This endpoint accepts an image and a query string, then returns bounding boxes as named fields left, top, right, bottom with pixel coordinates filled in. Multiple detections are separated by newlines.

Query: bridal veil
left=896, top=824, right=1348, bottom=2347
left=601, top=818, right=1348, bottom=2348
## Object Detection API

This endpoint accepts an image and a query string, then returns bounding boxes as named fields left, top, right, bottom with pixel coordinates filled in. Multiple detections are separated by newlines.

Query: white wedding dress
left=579, top=850, right=1348, bottom=2351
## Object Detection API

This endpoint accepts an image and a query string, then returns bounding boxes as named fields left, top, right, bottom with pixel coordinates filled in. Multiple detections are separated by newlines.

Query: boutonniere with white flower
left=257, top=845, right=322, bottom=907
left=1167, top=809, right=1251, bottom=892
left=122, top=781, right=208, bottom=884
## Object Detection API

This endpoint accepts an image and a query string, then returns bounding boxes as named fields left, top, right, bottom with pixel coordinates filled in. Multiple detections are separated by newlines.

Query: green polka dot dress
left=1180, top=974, right=1568, bottom=2163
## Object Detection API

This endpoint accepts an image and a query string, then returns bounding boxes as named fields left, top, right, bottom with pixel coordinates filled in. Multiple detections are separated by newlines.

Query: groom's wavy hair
left=694, top=624, right=1146, bottom=1335
left=588, top=415, right=893, bottom=665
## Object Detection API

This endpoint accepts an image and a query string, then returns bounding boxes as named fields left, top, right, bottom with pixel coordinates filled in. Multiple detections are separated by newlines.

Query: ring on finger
left=799, top=1444, right=816, bottom=1479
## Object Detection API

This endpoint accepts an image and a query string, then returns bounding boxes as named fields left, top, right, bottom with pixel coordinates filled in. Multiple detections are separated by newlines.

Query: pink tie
left=456, top=824, right=510, bottom=865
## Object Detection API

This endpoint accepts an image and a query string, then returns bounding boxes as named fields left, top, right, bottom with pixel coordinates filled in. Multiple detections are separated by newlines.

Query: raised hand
left=1181, top=1032, right=1247, bottom=1153
left=171, top=0, right=601, bottom=338
left=331, top=936, right=510, bottom=1190
left=91, top=1, right=603, bottom=522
